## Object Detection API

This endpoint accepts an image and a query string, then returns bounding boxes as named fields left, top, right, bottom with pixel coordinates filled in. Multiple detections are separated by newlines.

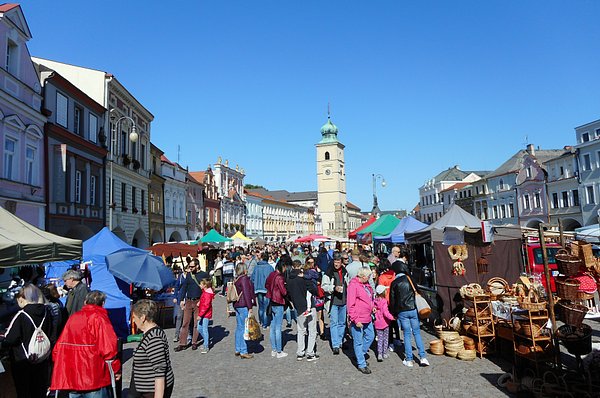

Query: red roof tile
left=0, top=4, right=19, bottom=12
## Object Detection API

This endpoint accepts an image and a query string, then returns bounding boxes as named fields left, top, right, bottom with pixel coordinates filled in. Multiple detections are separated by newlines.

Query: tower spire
left=327, top=102, right=331, bottom=120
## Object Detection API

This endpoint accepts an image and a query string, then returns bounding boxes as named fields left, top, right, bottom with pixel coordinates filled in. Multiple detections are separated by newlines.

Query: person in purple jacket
left=233, top=262, right=256, bottom=359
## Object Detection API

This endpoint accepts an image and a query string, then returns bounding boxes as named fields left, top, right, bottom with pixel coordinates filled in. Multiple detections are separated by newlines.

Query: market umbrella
left=106, top=248, right=174, bottom=290
left=189, top=229, right=232, bottom=244
left=348, top=216, right=376, bottom=239
left=357, top=214, right=401, bottom=237
left=295, top=234, right=331, bottom=243
left=147, top=243, right=198, bottom=258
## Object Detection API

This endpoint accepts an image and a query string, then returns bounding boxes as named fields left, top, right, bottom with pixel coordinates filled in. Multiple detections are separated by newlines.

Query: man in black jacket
left=388, top=258, right=429, bottom=368
left=175, top=259, right=209, bottom=351
left=287, top=265, right=319, bottom=361
left=63, top=269, right=90, bottom=315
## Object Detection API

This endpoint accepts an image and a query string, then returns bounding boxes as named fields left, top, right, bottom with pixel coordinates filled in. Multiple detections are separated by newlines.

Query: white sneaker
left=420, top=358, right=430, bottom=367
left=276, top=352, right=288, bottom=359
left=402, top=359, right=414, bottom=368
left=389, top=345, right=394, bottom=352
left=271, top=350, right=277, bottom=357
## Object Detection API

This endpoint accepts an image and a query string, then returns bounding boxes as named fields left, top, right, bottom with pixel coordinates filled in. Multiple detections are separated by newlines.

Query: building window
left=493, top=206, right=498, bottom=219
left=499, top=179, right=504, bottom=190
left=582, top=132, right=590, bottom=143
left=89, top=114, right=98, bottom=143
left=150, top=193, right=155, bottom=213
left=90, top=175, right=96, bottom=206
left=534, top=192, right=541, bottom=208
left=75, top=170, right=82, bottom=203
left=141, top=144, right=146, bottom=169
left=25, top=146, right=35, bottom=185
left=56, top=92, right=68, bottom=128
left=6, top=39, right=17, bottom=75
left=324, top=151, right=330, bottom=160
left=132, top=187, right=136, bottom=210
left=500, top=204, right=506, bottom=218
left=560, top=166, right=564, bottom=176
left=562, top=191, right=569, bottom=208
left=587, top=186, right=595, bottom=205
left=121, top=130, right=127, bottom=156
left=526, top=167, right=531, bottom=178
left=3, top=137, right=16, bottom=180
left=166, top=198, right=170, bottom=217
left=524, top=194, right=530, bottom=210
left=552, top=193, right=559, bottom=209
left=573, top=189, right=580, bottom=207
left=584, top=154, right=592, bottom=171
left=121, top=182, right=126, bottom=209
left=509, top=203, right=514, bottom=217
left=74, top=106, right=83, bottom=136
left=141, top=189, right=145, bottom=212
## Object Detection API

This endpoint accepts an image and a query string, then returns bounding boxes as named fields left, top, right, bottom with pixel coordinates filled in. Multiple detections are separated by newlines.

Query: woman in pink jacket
left=347, top=267, right=375, bottom=374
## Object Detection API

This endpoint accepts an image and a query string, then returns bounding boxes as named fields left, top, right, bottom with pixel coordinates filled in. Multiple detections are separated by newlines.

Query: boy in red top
left=196, top=279, right=215, bottom=353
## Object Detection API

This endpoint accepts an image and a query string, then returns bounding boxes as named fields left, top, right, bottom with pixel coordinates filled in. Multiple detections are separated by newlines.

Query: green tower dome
left=319, top=117, right=339, bottom=144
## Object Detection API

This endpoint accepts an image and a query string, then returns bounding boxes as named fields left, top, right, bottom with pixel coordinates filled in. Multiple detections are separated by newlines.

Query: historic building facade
left=186, top=172, right=204, bottom=240
left=213, top=158, right=246, bottom=236
left=245, top=191, right=264, bottom=239
left=190, top=168, right=220, bottom=232
left=161, top=155, right=187, bottom=242
left=37, top=66, right=107, bottom=239
left=0, top=5, right=46, bottom=228
left=32, top=57, right=154, bottom=247
left=544, top=147, right=581, bottom=229
left=149, top=143, right=165, bottom=244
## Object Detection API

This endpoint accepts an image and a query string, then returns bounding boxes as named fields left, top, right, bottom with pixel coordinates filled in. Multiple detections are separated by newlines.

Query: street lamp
left=372, top=173, right=386, bottom=217
left=108, top=108, right=138, bottom=231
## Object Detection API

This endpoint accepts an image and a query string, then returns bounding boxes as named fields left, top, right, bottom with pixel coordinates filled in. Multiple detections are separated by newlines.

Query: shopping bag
left=244, top=316, right=251, bottom=340
left=415, top=294, right=432, bottom=320
left=245, top=314, right=262, bottom=341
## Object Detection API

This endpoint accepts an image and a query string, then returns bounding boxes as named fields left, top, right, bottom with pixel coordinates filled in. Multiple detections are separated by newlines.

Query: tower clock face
left=325, top=168, right=331, bottom=175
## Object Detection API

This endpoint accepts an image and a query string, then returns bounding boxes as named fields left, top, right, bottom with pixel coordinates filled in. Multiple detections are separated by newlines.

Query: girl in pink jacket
left=374, top=285, right=396, bottom=362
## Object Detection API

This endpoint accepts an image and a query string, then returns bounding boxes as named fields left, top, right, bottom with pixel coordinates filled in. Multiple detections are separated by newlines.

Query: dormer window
left=499, top=179, right=504, bottom=190
left=6, top=39, right=18, bottom=75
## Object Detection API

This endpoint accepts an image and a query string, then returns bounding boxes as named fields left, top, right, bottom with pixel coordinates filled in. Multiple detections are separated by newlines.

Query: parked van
left=523, top=243, right=562, bottom=292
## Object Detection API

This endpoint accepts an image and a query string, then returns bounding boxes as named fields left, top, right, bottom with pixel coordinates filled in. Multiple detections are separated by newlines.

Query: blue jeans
left=329, top=304, right=347, bottom=349
left=235, top=307, right=249, bottom=354
left=269, top=305, right=284, bottom=352
left=256, top=293, right=270, bottom=328
left=69, top=387, right=109, bottom=398
left=350, top=321, right=374, bottom=369
left=197, top=317, right=210, bottom=348
left=398, top=309, right=426, bottom=361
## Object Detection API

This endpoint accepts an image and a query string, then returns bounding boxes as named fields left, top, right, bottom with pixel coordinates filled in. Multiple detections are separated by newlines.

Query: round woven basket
left=445, top=348, right=460, bottom=358
left=438, top=330, right=460, bottom=341
left=520, top=323, right=542, bottom=337
left=556, top=277, right=581, bottom=300
left=458, top=349, right=477, bottom=361
left=429, top=339, right=445, bottom=355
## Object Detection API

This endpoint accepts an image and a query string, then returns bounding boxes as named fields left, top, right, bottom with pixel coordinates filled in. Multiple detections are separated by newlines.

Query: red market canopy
left=348, top=216, right=376, bottom=239
left=147, top=243, right=198, bottom=258
left=295, top=234, right=331, bottom=243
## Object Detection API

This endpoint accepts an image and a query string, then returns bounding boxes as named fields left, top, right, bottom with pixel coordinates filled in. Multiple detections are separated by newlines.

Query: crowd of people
left=0, top=242, right=430, bottom=397
left=172, top=243, right=430, bottom=375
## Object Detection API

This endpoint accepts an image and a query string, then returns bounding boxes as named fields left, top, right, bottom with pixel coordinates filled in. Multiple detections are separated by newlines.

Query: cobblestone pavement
left=120, top=294, right=527, bottom=398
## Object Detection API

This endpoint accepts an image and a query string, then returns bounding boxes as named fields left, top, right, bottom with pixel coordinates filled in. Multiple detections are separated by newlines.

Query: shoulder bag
left=406, top=275, right=432, bottom=320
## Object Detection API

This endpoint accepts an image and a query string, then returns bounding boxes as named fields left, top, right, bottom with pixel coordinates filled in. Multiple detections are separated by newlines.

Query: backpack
left=226, top=278, right=243, bottom=303
left=20, top=310, right=51, bottom=364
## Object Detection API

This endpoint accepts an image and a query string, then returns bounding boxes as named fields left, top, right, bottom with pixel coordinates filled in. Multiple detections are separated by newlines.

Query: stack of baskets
left=429, top=339, right=444, bottom=355
left=433, top=327, right=477, bottom=361
left=555, top=277, right=581, bottom=301
left=443, top=336, right=465, bottom=358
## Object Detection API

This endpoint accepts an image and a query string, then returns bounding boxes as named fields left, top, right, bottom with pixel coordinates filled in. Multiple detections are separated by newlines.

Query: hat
left=375, top=285, right=387, bottom=295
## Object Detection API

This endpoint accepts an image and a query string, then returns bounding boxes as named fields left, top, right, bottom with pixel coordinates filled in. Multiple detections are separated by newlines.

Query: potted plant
left=109, top=202, right=117, bottom=210
left=141, top=209, right=147, bottom=215
left=123, top=155, right=131, bottom=166
left=121, top=206, right=128, bottom=212
left=132, top=159, right=141, bottom=170
left=214, top=222, right=221, bottom=232
left=132, top=207, right=139, bottom=214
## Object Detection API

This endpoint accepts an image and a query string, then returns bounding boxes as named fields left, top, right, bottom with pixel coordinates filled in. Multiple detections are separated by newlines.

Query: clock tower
left=316, top=114, right=348, bottom=237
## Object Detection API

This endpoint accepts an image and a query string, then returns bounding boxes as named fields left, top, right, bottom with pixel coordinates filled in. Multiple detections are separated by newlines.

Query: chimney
left=526, top=144, right=535, bottom=155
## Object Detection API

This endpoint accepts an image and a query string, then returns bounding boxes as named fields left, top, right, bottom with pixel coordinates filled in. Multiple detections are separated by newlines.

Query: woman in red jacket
left=50, top=290, right=121, bottom=397
left=196, top=279, right=215, bottom=353
left=265, top=261, right=286, bottom=358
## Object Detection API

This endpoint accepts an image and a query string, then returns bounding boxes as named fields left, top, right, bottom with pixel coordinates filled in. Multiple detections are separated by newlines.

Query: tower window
left=324, top=151, right=330, bottom=160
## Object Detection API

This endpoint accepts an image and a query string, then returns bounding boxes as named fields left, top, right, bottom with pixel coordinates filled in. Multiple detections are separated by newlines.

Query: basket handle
left=556, top=248, right=568, bottom=256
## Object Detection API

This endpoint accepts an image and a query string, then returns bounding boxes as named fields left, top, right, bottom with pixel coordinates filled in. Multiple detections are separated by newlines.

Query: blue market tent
left=46, top=227, right=134, bottom=338
left=374, top=216, right=428, bottom=244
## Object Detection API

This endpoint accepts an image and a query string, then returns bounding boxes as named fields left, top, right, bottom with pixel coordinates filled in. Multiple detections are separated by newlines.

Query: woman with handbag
left=233, top=262, right=256, bottom=359
left=388, top=258, right=430, bottom=368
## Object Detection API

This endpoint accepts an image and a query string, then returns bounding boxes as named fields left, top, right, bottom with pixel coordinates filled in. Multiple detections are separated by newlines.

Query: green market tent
left=0, top=205, right=82, bottom=267
left=356, top=214, right=401, bottom=237
left=197, top=229, right=232, bottom=244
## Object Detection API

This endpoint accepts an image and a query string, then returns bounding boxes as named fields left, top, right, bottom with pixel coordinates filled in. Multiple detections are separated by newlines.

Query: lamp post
left=108, top=109, right=138, bottom=231
left=371, top=173, right=386, bottom=217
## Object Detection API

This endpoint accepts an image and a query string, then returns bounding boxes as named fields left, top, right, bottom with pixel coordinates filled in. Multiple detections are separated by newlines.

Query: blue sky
left=21, top=1, right=600, bottom=212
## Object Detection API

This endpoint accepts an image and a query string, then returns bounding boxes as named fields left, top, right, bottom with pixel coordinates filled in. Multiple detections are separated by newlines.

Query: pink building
left=0, top=4, right=46, bottom=227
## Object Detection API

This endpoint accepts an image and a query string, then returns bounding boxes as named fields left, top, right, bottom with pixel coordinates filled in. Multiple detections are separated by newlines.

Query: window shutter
left=56, top=92, right=68, bottom=127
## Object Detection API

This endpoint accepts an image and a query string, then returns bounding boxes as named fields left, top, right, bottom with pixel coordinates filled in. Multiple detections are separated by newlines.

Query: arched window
left=325, top=151, right=330, bottom=160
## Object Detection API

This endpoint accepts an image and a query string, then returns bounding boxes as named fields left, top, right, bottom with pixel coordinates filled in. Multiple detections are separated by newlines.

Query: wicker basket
left=556, top=324, right=592, bottom=356
left=438, top=330, right=460, bottom=341
left=557, top=301, right=588, bottom=328
left=556, top=277, right=581, bottom=300
left=555, top=249, right=583, bottom=276
left=458, top=349, right=477, bottom=361
left=518, top=297, right=547, bottom=311
left=578, top=241, right=595, bottom=268
left=429, top=339, right=445, bottom=355
left=469, top=323, right=490, bottom=335
left=487, top=277, right=508, bottom=296
left=520, top=322, right=542, bottom=337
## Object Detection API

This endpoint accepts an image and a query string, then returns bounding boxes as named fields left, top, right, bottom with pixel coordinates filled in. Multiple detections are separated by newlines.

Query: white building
left=213, top=158, right=246, bottom=236
left=544, top=147, right=581, bottom=229
left=161, top=155, right=187, bottom=242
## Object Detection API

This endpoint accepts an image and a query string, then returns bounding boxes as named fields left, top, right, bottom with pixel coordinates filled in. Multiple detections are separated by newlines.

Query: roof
left=440, top=182, right=471, bottom=193
left=433, top=166, right=471, bottom=182
left=189, top=171, right=206, bottom=182
left=347, top=201, right=361, bottom=211
left=485, top=148, right=566, bottom=178
left=0, top=4, right=19, bottom=12
left=246, top=188, right=317, bottom=202
left=186, top=173, right=203, bottom=185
